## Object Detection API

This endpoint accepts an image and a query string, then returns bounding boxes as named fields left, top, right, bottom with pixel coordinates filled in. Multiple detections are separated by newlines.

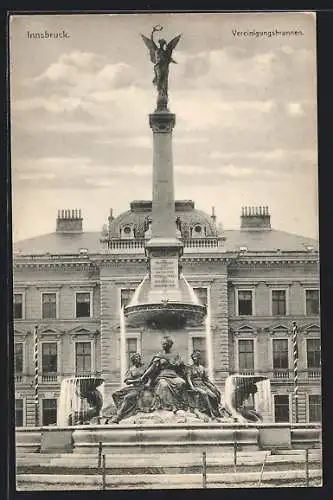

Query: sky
left=9, top=12, right=318, bottom=242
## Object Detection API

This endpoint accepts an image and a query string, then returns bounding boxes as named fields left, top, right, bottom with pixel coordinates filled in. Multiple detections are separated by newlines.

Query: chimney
left=108, top=208, right=115, bottom=223
left=211, top=206, right=216, bottom=223
left=56, top=209, right=83, bottom=233
left=240, top=206, right=271, bottom=230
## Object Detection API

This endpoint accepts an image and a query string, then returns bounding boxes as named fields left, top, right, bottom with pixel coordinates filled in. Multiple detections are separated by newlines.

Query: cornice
left=228, top=278, right=319, bottom=286
left=14, top=261, right=97, bottom=271
left=230, top=257, right=319, bottom=267
left=14, top=253, right=319, bottom=270
left=69, top=329, right=100, bottom=341
left=182, top=256, right=234, bottom=264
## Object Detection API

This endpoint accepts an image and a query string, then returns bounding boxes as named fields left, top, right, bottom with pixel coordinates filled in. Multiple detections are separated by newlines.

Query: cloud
left=286, top=102, right=305, bottom=116
left=12, top=39, right=316, bottom=155
left=13, top=95, right=84, bottom=113
left=18, top=50, right=139, bottom=114
left=209, top=148, right=316, bottom=163
left=174, top=163, right=284, bottom=180
left=12, top=156, right=154, bottom=191
left=14, top=153, right=294, bottom=193
left=175, top=46, right=315, bottom=104
left=32, top=51, right=106, bottom=85
left=95, top=136, right=151, bottom=148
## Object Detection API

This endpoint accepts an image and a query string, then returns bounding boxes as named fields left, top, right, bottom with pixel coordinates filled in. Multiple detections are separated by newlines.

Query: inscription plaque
left=151, top=257, right=178, bottom=289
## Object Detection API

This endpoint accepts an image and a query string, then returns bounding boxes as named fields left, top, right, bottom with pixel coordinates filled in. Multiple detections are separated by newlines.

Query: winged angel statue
left=141, top=25, right=181, bottom=110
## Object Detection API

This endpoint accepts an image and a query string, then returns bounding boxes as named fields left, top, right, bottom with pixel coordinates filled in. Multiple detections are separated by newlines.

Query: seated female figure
left=140, top=336, right=187, bottom=412
left=110, top=353, right=146, bottom=423
left=187, top=350, right=221, bottom=419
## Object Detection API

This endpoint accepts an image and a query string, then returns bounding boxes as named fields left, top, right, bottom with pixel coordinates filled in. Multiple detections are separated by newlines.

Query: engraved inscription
left=151, top=258, right=178, bottom=288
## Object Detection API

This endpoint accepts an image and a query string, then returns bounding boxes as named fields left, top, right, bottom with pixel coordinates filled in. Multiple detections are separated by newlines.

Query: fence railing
left=93, top=442, right=320, bottom=490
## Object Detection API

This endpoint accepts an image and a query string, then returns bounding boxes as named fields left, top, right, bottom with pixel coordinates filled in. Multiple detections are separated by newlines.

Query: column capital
left=149, top=111, right=176, bottom=133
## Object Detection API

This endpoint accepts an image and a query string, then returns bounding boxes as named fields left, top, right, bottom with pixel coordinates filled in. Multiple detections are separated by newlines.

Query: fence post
left=305, top=448, right=309, bottom=487
left=233, top=439, right=237, bottom=473
left=258, top=451, right=269, bottom=488
left=102, top=454, right=106, bottom=490
left=202, top=451, right=207, bottom=488
left=98, top=441, right=102, bottom=468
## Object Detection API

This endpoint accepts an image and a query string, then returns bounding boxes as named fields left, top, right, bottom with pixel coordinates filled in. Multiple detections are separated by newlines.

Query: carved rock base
left=120, top=409, right=233, bottom=425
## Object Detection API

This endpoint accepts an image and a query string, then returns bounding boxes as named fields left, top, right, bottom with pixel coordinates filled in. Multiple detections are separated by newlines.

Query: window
left=126, top=338, right=138, bottom=367
left=238, top=339, right=254, bottom=371
left=42, top=293, right=57, bottom=319
left=308, top=395, right=322, bottom=422
left=237, top=290, right=253, bottom=315
left=191, top=224, right=204, bottom=238
left=305, top=289, right=320, bottom=315
left=42, top=399, right=57, bottom=426
left=272, top=290, right=286, bottom=316
left=193, top=287, right=208, bottom=306
left=307, top=339, right=321, bottom=368
left=15, top=399, right=24, bottom=427
left=191, top=336, right=207, bottom=366
left=123, top=226, right=132, bottom=235
left=75, top=342, right=91, bottom=375
left=42, top=343, right=57, bottom=374
left=14, top=343, right=23, bottom=374
left=274, top=395, right=290, bottom=422
left=121, top=289, right=136, bottom=308
left=76, top=292, right=91, bottom=318
left=13, top=293, right=23, bottom=319
left=273, top=339, right=289, bottom=369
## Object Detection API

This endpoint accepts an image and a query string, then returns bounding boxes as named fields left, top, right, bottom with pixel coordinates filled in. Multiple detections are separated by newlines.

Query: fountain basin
left=124, top=302, right=206, bottom=329
left=57, top=376, right=104, bottom=426
left=16, top=423, right=322, bottom=455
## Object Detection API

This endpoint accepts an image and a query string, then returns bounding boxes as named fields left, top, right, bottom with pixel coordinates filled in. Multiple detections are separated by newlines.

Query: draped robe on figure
left=187, top=364, right=221, bottom=417
left=112, top=364, right=146, bottom=421
left=147, top=351, right=187, bottom=410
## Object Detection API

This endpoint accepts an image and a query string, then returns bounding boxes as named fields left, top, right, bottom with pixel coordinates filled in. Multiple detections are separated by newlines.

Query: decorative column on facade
left=210, top=267, right=229, bottom=386
left=100, top=277, right=120, bottom=391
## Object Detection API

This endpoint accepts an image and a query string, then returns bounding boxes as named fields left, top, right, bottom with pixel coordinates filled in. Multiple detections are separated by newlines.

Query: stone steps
left=16, top=469, right=323, bottom=490
left=16, top=450, right=322, bottom=473
left=16, top=449, right=322, bottom=461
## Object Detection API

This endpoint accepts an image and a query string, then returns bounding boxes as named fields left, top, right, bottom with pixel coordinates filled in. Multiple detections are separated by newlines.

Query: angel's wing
left=141, top=34, right=157, bottom=64
left=165, top=34, right=182, bottom=58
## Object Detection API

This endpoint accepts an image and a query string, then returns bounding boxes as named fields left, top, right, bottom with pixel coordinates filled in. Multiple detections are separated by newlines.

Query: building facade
left=13, top=201, right=320, bottom=427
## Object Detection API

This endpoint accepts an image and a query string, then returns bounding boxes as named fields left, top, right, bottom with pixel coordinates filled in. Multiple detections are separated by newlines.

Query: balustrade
left=106, top=237, right=224, bottom=252
left=273, top=369, right=291, bottom=379
left=40, top=374, right=59, bottom=383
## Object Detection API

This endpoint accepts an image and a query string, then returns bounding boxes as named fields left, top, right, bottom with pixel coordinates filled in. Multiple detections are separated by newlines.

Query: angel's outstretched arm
left=151, top=24, right=163, bottom=44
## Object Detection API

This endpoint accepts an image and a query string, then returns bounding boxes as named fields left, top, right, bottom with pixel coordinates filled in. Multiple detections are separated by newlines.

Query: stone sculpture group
left=108, top=336, right=225, bottom=423
left=101, top=336, right=264, bottom=424
left=63, top=336, right=267, bottom=425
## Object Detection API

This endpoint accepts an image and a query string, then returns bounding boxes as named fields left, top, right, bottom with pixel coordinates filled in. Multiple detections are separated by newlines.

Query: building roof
left=222, top=229, right=318, bottom=253
left=13, top=229, right=318, bottom=255
left=108, top=200, right=218, bottom=239
left=13, top=232, right=103, bottom=255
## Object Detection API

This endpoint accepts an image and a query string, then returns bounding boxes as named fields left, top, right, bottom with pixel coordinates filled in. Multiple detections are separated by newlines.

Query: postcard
left=9, top=11, right=321, bottom=491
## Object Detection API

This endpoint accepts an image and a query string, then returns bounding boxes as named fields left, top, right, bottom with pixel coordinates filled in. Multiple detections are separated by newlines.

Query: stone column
left=146, top=112, right=183, bottom=303
left=148, top=111, right=179, bottom=243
